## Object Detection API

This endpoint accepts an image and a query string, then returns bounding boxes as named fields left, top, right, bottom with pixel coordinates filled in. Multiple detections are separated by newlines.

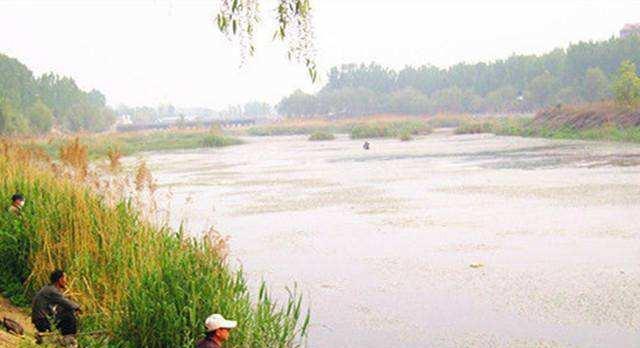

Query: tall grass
left=200, top=134, right=243, bottom=147
left=0, top=140, right=308, bottom=347
left=308, top=132, right=335, bottom=141
left=246, top=115, right=435, bottom=138
left=455, top=117, right=640, bottom=143
left=350, top=120, right=431, bottom=139
left=31, top=128, right=243, bottom=160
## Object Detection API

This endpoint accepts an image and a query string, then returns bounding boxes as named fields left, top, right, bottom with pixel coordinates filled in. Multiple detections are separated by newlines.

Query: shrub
left=308, top=132, right=335, bottom=141
left=399, top=131, right=413, bottom=141
left=613, top=60, right=640, bottom=109
left=200, top=134, right=243, bottom=147
left=350, top=120, right=431, bottom=139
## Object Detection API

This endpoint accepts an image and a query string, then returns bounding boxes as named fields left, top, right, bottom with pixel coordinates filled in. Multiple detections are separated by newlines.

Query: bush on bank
left=308, top=132, right=335, bottom=141
left=0, top=141, right=308, bottom=347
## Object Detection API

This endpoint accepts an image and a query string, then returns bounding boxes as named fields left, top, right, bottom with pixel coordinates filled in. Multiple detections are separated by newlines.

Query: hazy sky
left=1, top=0, right=639, bottom=109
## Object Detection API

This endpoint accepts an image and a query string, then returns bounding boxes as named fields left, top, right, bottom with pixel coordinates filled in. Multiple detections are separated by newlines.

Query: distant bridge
left=116, top=118, right=256, bottom=132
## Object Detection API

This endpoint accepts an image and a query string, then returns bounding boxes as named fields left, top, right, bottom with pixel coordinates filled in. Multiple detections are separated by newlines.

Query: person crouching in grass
left=8, top=193, right=25, bottom=215
left=31, top=269, right=81, bottom=347
left=196, top=314, right=237, bottom=348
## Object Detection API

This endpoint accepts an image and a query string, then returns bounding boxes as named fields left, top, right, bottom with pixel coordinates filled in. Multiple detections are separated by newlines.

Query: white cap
left=205, top=314, right=237, bottom=332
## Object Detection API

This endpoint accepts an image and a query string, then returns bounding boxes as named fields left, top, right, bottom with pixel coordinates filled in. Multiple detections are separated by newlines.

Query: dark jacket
left=195, top=336, right=221, bottom=348
left=31, top=285, right=80, bottom=322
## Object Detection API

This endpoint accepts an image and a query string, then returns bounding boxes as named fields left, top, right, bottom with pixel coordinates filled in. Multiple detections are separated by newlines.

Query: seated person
left=31, top=269, right=80, bottom=346
left=196, top=313, right=237, bottom=348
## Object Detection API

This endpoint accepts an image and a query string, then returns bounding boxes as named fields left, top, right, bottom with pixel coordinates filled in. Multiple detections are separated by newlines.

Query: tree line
left=278, top=35, right=640, bottom=117
left=0, top=53, right=115, bottom=134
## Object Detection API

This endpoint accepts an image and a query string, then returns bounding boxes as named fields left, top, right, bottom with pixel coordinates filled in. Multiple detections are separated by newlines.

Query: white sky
left=1, top=0, right=639, bottom=109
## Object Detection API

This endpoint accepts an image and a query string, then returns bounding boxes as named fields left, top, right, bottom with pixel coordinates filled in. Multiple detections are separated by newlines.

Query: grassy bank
left=246, top=115, right=437, bottom=139
left=308, top=131, right=335, bottom=141
left=30, top=128, right=243, bottom=161
left=349, top=119, right=431, bottom=139
left=455, top=116, right=640, bottom=143
left=0, top=140, right=308, bottom=347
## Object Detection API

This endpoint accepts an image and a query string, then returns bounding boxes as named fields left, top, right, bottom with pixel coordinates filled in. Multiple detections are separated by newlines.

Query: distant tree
left=390, top=88, right=430, bottom=115
left=485, top=86, right=519, bottom=112
left=277, top=89, right=317, bottom=117
left=0, top=99, right=29, bottom=135
left=243, top=101, right=272, bottom=117
left=431, top=87, right=479, bottom=113
left=276, top=35, right=640, bottom=116
left=0, top=54, right=37, bottom=110
left=612, top=60, right=640, bottom=109
left=157, top=104, right=177, bottom=118
left=582, top=67, right=609, bottom=102
left=526, top=71, right=560, bottom=108
left=556, top=87, right=581, bottom=105
left=25, top=100, right=53, bottom=134
left=220, top=105, right=243, bottom=118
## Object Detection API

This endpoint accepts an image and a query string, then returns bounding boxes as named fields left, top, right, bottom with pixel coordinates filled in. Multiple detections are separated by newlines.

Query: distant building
left=118, top=114, right=133, bottom=125
left=620, top=23, right=640, bottom=38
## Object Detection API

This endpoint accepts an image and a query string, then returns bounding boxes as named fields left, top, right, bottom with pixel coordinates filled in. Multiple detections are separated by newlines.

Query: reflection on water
left=143, top=130, right=640, bottom=347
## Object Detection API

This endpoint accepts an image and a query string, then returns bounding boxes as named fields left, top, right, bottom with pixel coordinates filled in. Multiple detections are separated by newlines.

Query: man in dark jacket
left=8, top=193, right=25, bottom=215
left=31, top=269, right=80, bottom=346
left=195, top=314, right=237, bottom=348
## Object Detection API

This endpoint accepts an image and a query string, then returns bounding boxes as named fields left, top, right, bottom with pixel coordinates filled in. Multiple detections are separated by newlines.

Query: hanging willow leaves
left=217, top=0, right=317, bottom=82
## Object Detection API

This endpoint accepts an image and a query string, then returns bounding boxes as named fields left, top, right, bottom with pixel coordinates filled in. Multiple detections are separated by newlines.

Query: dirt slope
left=534, top=101, right=640, bottom=129
left=0, top=297, right=37, bottom=347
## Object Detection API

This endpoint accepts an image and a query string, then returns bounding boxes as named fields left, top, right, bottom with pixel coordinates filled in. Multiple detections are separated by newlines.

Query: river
left=143, top=129, right=640, bottom=348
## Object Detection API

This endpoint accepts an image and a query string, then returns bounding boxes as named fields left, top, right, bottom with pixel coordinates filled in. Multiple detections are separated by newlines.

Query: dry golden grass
left=58, top=137, right=88, bottom=178
left=0, top=138, right=309, bottom=347
left=106, top=146, right=122, bottom=171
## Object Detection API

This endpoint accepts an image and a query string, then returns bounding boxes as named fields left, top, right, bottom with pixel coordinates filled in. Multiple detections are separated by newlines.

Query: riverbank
left=456, top=102, right=640, bottom=143
left=243, top=115, right=467, bottom=139
left=0, top=297, right=36, bottom=347
left=0, top=140, right=308, bottom=347
left=25, top=127, right=243, bottom=161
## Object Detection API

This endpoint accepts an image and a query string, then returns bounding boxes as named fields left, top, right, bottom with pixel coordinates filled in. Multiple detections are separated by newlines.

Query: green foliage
left=308, top=131, right=335, bottom=141
left=526, top=71, right=559, bottom=108
left=277, top=90, right=317, bottom=117
left=350, top=123, right=392, bottom=139
left=612, top=60, right=640, bottom=109
left=0, top=53, right=37, bottom=110
left=37, top=130, right=244, bottom=160
left=455, top=116, right=640, bottom=144
left=0, top=143, right=309, bottom=347
left=200, top=134, right=244, bottom=147
left=583, top=67, right=610, bottom=102
left=350, top=120, right=430, bottom=139
left=0, top=53, right=115, bottom=134
left=243, top=101, right=273, bottom=117
left=398, top=131, right=413, bottom=141
left=0, top=211, right=32, bottom=306
left=0, top=99, right=29, bottom=135
left=390, top=88, right=430, bottom=115
left=278, top=36, right=640, bottom=117
left=25, top=100, right=54, bottom=134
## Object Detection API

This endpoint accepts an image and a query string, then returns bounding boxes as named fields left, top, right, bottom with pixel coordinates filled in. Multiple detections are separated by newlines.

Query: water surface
left=145, top=130, right=640, bottom=347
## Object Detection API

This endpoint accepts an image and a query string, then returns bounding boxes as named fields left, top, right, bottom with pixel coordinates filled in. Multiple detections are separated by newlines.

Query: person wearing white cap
left=195, top=314, right=237, bottom=348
